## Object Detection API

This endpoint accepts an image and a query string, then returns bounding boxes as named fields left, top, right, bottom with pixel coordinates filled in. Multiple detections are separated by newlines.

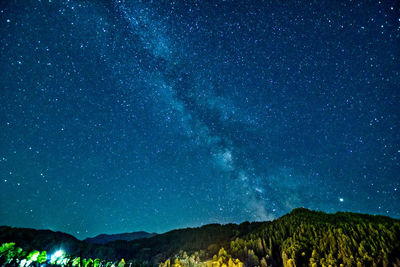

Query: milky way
left=0, top=0, right=399, bottom=239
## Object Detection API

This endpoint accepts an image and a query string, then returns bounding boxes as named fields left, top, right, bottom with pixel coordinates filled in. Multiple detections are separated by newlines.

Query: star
left=0, top=0, right=398, bottom=239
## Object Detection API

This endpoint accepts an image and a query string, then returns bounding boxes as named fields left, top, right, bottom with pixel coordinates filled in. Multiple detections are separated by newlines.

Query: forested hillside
left=1, top=208, right=400, bottom=266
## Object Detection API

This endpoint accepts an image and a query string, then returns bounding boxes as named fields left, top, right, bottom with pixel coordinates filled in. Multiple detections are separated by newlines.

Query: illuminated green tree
left=37, top=251, right=47, bottom=264
left=72, top=257, right=81, bottom=267
left=0, top=242, right=16, bottom=262
left=94, top=258, right=101, bottom=267
left=83, top=258, right=94, bottom=267
left=27, top=250, right=40, bottom=262
left=118, top=258, right=125, bottom=267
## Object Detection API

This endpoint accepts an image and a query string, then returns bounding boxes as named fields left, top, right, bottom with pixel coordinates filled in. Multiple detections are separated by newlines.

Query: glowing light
left=53, top=250, right=64, bottom=258
left=339, top=198, right=344, bottom=202
left=50, top=250, right=65, bottom=265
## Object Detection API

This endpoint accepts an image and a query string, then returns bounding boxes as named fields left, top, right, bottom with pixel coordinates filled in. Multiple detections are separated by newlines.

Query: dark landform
left=84, top=232, right=157, bottom=245
left=1, top=208, right=400, bottom=266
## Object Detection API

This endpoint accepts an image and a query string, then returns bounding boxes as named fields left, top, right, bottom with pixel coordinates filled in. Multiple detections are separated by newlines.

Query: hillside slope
left=0, top=226, right=116, bottom=260
left=84, top=231, right=157, bottom=245
left=1, top=208, right=400, bottom=266
left=114, top=208, right=400, bottom=266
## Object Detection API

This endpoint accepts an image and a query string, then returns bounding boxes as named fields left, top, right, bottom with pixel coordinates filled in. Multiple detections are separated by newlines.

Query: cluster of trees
left=213, top=208, right=400, bottom=266
left=0, top=226, right=116, bottom=261
left=0, top=243, right=47, bottom=267
left=155, top=208, right=400, bottom=266
left=2, top=208, right=400, bottom=266
left=0, top=242, right=146, bottom=267
left=159, top=248, right=243, bottom=267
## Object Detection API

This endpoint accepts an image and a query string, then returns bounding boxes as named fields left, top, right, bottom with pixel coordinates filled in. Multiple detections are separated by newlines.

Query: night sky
left=0, top=0, right=399, bottom=239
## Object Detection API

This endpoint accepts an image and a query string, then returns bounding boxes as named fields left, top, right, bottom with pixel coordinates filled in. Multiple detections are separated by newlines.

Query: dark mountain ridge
left=1, top=208, right=399, bottom=266
left=84, top=231, right=157, bottom=245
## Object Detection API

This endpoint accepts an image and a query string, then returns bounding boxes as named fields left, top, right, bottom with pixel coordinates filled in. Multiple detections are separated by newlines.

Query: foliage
left=155, top=209, right=400, bottom=266
left=1, top=208, right=400, bottom=266
left=159, top=248, right=243, bottom=267
left=37, top=251, right=47, bottom=264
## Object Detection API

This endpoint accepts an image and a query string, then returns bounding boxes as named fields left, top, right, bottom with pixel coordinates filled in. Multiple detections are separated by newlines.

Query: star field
left=0, top=0, right=399, bottom=239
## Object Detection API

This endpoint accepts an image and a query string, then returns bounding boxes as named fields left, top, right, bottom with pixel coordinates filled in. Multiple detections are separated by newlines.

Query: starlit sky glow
left=0, top=1, right=399, bottom=239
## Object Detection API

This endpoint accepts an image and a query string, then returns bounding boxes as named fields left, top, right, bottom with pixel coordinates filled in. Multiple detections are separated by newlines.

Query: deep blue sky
left=0, top=0, right=399, bottom=239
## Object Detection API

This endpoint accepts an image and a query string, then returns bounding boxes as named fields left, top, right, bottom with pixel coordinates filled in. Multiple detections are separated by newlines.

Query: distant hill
left=0, top=226, right=115, bottom=260
left=1, top=208, right=400, bottom=266
left=84, top=231, right=157, bottom=245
